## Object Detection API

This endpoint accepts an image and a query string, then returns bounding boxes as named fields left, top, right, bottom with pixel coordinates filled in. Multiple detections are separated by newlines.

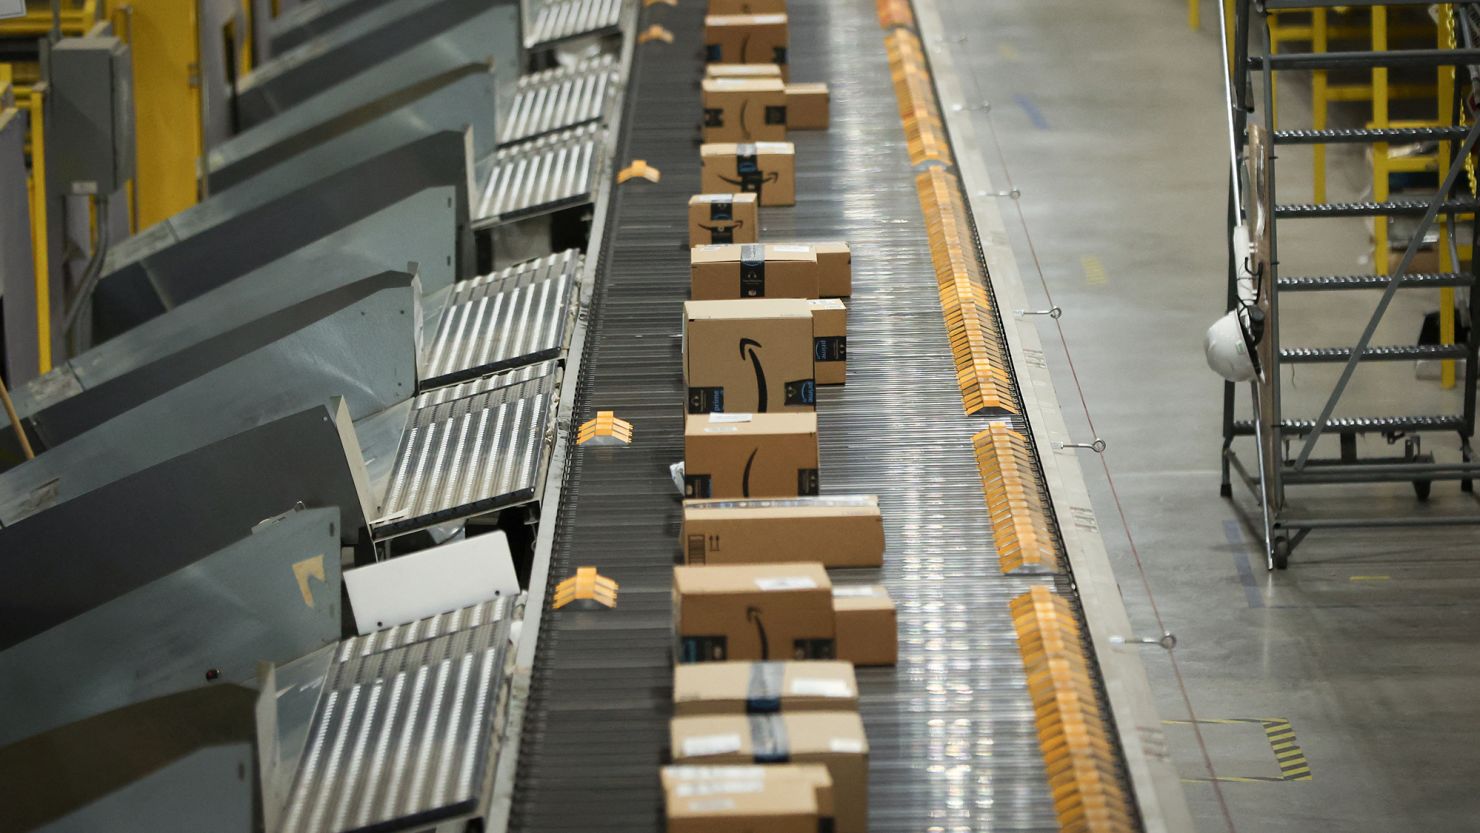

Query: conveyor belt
left=422, top=251, right=582, bottom=390
left=475, top=124, right=604, bottom=227
left=508, top=0, right=1124, bottom=830
left=278, top=598, right=514, bottom=833
left=375, top=362, right=558, bottom=538
left=501, top=56, right=618, bottom=146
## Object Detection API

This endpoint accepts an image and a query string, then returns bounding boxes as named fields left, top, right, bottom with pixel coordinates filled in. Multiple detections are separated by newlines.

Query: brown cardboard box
left=833, top=585, right=897, bottom=667
left=689, top=194, right=759, bottom=246
left=785, top=82, right=830, bottom=130
left=706, top=63, right=783, bottom=80
left=691, top=244, right=819, bottom=300
left=813, top=241, right=852, bottom=297
left=684, top=300, right=815, bottom=414
left=662, top=764, right=834, bottom=831
left=705, top=14, right=789, bottom=76
left=664, top=774, right=816, bottom=833
left=681, top=495, right=882, bottom=567
left=670, top=711, right=869, bottom=833
left=702, top=78, right=788, bottom=143
left=684, top=412, right=819, bottom=499
left=673, top=563, right=835, bottom=662
left=701, top=142, right=796, bottom=207
left=707, top=0, right=786, bottom=14
left=673, top=660, right=859, bottom=715
left=808, top=299, right=846, bottom=385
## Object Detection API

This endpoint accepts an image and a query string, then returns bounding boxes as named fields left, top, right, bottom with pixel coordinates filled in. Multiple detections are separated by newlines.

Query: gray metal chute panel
left=29, top=270, right=421, bottom=446
left=475, top=123, right=603, bottom=226
left=8, top=187, right=456, bottom=428
left=0, top=278, right=419, bottom=524
left=235, top=0, right=519, bottom=128
left=92, top=130, right=475, bottom=342
left=209, top=63, right=499, bottom=193
left=0, top=688, right=260, bottom=833
left=0, top=506, right=342, bottom=748
left=0, top=402, right=374, bottom=648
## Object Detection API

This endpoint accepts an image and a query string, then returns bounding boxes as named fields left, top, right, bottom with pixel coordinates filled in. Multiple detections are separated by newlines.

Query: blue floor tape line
left=1225, top=519, right=1265, bottom=608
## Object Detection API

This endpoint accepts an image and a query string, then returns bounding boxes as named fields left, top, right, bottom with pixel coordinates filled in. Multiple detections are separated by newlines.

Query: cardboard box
left=684, top=300, right=815, bottom=414
left=701, top=142, right=796, bottom=207
left=705, top=14, right=789, bottom=76
left=673, top=563, right=835, bottom=662
left=670, top=711, right=869, bottom=833
left=703, top=78, right=788, bottom=143
left=684, top=412, right=819, bottom=499
left=681, top=495, right=882, bottom=567
left=664, top=773, right=816, bottom=833
left=833, top=585, right=897, bottom=667
left=813, top=241, right=852, bottom=297
left=785, top=82, right=830, bottom=130
left=691, top=244, right=818, bottom=300
left=706, top=63, right=783, bottom=80
left=663, top=764, right=834, bottom=831
left=689, top=193, right=759, bottom=246
left=673, top=660, right=858, bottom=716
left=808, top=298, right=846, bottom=385
left=707, top=0, right=786, bottom=14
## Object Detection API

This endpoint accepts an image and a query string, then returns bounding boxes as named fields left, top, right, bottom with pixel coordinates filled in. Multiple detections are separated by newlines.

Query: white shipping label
left=709, top=412, right=753, bottom=423
left=755, top=576, right=819, bottom=591
left=789, top=677, right=853, bottom=698
left=684, top=798, right=738, bottom=813
left=829, top=738, right=865, bottom=754
left=682, top=733, right=743, bottom=757
left=771, top=244, right=813, bottom=254
left=703, top=426, right=740, bottom=433
left=675, top=780, right=765, bottom=798
left=667, top=765, right=765, bottom=780
left=832, top=585, right=881, bottom=598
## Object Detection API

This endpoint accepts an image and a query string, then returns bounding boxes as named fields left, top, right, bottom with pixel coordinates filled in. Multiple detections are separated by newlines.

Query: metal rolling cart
left=1221, top=0, right=1480, bottom=568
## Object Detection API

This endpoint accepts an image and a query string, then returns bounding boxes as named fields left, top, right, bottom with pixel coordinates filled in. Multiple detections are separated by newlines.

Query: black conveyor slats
left=510, top=0, right=1116, bottom=830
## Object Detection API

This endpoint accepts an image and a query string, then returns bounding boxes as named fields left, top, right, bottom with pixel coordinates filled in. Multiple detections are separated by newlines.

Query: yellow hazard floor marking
left=1350, top=575, right=1391, bottom=582
left=1081, top=255, right=1108, bottom=286
left=999, top=43, right=1020, bottom=61
left=1164, top=717, right=1313, bottom=783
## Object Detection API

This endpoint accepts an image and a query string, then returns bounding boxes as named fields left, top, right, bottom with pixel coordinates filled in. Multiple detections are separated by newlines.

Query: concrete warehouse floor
left=930, top=1, right=1480, bottom=831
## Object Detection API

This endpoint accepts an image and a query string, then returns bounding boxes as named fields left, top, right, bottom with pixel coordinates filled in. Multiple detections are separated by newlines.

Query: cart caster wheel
left=1463, top=479, right=1473, bottom=494
left=1271, top=537, right=1290, bottom=570
left=1220, top=483, right=1232, bottom=498
left=1414, top=479, right=1432, bottom=501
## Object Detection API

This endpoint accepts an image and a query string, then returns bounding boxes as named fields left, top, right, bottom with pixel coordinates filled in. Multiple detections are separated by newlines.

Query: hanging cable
left=61, top=196, right=111, bottom=339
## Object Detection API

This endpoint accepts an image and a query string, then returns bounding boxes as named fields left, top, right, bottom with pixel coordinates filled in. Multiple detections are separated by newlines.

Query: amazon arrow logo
left=740, top=338, right=767, bottom=410
left=747, top=605, right=769, bottom=659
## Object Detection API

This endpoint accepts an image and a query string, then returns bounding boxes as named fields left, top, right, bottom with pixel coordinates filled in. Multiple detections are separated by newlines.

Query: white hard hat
left=1204, top=305, right=1264, bottom=383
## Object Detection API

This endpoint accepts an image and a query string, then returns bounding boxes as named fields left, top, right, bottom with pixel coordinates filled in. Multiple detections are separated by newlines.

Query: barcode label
left=682, top=733, right=743, bottom=757
left=789, top=678, right=853, bottom=698
left=755, top=577, right=818, bottom=591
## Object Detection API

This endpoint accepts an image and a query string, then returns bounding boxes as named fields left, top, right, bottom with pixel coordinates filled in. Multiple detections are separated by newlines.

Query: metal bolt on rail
left=1053, top=438, right=1107, bottom=453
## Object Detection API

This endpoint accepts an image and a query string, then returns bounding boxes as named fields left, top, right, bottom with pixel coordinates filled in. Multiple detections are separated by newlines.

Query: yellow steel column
left=1190, top=0, right=1199, bottom=32
left=127, top=0, right=202, bottom=228
left=1373, top=7, right=1390, bottom=270
left=26, top=87, right=50, bottom=374
left=1313, top=8, right=1328, bottom=203
left=1439, top=5, right=1459, bottom=388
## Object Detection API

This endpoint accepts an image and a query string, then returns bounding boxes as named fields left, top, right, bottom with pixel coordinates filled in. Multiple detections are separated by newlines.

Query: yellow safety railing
left=28, top=82, right=50, bottom=374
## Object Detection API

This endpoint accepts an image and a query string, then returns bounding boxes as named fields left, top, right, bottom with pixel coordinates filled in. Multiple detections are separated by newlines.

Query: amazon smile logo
left=739, top=337, right=767, bottom=410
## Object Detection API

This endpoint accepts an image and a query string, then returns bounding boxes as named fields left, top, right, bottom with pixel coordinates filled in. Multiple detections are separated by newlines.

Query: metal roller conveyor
left=267, top=599, right=515, bottom=833
left=525, top=0, right=624, bottom=52
left=501, top=55, right=618, bottom=146
left=423, top=250, right=583, bottom=390
left=475, top=123, right=604, bottom=227
left=375, top=362, right=558, bottom=538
